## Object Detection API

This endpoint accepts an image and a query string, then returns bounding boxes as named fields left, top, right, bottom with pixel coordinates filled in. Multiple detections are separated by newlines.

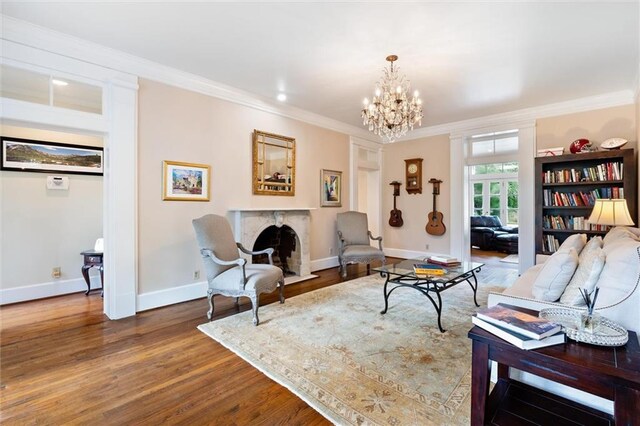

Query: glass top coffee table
left=373, top=259, right=484, bottom=332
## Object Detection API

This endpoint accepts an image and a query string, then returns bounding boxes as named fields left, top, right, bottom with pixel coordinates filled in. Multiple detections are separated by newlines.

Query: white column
left=103, top=77, right=138, bottom=319
left=517, top=123, right=536, bottom=273
left=449, top=134, right=468, bottom=260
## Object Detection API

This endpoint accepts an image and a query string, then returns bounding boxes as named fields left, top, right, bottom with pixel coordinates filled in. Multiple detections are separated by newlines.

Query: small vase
left=580, top=311, right=601, bottom=333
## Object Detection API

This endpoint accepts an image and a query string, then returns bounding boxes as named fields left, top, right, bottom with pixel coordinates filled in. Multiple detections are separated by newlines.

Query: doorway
left=469, top=162, right=519, bottom=268
left=350, top=138, right=382, bottom=242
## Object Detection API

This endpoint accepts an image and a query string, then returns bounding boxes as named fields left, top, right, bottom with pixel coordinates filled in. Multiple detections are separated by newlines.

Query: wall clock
left=404, top=158, right=423, bottom=194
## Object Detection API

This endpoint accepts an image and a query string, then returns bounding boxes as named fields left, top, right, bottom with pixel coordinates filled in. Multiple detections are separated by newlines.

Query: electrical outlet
left=193, top=270, right=200, bottom=280
left=425, top=244, right=429, bottom=250
left=52, top=267, right=61, bottom=279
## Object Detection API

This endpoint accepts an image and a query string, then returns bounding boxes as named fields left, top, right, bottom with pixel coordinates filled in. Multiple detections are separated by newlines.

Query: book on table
left=476, top=304, right=561, bottom=340
left=471, top=315, right=565, bottom=350
left=413, top=263, right=446, bottom=276
left=426, top=255, right=461, bottom=267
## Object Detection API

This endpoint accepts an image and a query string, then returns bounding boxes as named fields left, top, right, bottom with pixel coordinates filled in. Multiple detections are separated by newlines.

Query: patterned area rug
left=198, top=275, right=505, bottom=425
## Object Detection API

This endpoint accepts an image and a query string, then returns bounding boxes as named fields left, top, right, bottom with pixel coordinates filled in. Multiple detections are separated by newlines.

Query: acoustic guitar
left=389, top=181, right=403, bottom=227
left=426, top=178, right=446, bottom=235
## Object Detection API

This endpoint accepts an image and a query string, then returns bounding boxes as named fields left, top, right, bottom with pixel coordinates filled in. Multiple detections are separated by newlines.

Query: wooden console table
left=468, top=326, right=640, bottom=425
left=80, top=250, right=103, bottom=295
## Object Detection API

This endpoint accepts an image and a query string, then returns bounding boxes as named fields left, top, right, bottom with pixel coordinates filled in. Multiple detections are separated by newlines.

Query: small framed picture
left=163, top=160, right=210, bottom=201
left=321, top=169, right=342, bottom=207
left=1, top=137, right=103, bottom=175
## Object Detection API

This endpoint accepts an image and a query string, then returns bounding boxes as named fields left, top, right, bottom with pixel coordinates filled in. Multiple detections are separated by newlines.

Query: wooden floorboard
left=0, top=256, right=516, bottom=424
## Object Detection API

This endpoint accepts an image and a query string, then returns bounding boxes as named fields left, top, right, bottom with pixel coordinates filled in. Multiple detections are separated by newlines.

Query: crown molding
left=1, top=15, right=635, bottom=145
left=1, top=15, right=378, bottom=142
left=401, top=90, right=636, bottom=142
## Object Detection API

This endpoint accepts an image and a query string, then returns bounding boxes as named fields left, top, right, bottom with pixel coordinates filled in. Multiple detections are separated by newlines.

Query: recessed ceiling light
left=277, top=93, right=287, bottom=102
left=52, top=79, right=68, bottom=86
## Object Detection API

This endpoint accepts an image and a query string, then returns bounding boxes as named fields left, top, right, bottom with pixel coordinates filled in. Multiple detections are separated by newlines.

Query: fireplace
left=252, top=225, right=300, bottom=277
left=229, top=208, right=317, bottom=284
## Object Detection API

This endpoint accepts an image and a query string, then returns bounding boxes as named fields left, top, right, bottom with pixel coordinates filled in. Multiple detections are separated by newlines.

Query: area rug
left=499, top=254, right=519, bottom=264
left=198, top=275, right=505, bottom=425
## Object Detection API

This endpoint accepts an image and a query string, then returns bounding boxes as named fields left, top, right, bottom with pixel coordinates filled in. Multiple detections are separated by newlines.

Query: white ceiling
left=2, top=2, right=639, bottom=129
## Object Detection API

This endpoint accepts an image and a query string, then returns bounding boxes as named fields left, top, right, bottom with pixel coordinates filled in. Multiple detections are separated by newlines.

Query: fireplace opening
left=252, top=225, right=300, bottom=277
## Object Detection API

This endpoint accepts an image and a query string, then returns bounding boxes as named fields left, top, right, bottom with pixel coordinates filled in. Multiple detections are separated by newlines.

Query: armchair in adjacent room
left=336, top=211, right=385, bottom=278
left=192, top=214, right=284, bottom=325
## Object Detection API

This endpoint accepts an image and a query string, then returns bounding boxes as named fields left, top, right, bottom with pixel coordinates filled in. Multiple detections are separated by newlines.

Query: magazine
left=472, top=316, right=565, bottom=350
left=476, top=304, right=561, bottom=340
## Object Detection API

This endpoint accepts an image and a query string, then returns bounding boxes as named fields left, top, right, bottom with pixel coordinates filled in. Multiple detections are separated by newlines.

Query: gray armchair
left=192, top=214, right=284, bottom=325
left=337, top=211, right=385, bottom=278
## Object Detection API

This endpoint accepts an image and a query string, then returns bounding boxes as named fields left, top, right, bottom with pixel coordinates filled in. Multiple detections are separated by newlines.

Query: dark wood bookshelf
left=535, top=149, right=636, bottom=255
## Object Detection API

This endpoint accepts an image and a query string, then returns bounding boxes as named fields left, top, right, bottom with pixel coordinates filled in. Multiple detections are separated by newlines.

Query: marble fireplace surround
left=229, top=208, right=318, bottom=285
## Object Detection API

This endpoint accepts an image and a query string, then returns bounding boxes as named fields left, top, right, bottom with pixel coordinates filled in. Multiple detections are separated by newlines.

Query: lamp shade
left=587, top=199, right=635, bottom=226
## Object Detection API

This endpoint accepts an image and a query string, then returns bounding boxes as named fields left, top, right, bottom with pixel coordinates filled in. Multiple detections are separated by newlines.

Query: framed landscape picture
left=163, top=160, right=210, bottom=201
left=1, top=137, right=104, bottom=175
left=321, top=169, right=342, bottom=207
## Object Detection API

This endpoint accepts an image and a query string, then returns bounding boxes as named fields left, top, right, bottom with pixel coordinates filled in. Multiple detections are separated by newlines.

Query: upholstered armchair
left=336, top=211, right=385, bottom=278
left=192, top=214, right=284, bottom=325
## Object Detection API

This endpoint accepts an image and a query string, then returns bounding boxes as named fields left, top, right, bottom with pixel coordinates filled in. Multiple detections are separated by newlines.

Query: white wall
left=0, top=125, right=103, bottom=303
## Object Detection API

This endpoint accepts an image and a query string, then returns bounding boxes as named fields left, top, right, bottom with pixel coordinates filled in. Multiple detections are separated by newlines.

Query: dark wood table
left=468, top=325, right=640, bottom=425
left=80, top=250, right=103, bottom=295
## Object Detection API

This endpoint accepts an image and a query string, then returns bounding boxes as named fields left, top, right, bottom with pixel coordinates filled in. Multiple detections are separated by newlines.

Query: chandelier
left=361, top=55, right=423, bottom=142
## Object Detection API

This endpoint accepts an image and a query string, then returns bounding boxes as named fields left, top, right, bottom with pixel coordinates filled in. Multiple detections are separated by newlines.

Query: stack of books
left=413, top=263, right=447, bottom=277
left=472, top=304, right=565, bottom=350
left=426, top=255, right=461, bottom=267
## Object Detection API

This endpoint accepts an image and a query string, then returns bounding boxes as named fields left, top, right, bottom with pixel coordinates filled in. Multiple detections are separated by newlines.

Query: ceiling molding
left=0, top=15, right=380, bottom=143
left=1, top=15, right=634, bottom=147
left=401, top=90, right=635, bottom=142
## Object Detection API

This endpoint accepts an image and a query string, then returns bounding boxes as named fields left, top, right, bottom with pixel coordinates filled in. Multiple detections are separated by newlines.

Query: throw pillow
left=557, top=233, right=587, bottom=255
left=560, top=247, right=605, bottom=305
left=595, top=239, right=640, bottom=308
left=532, top=248, right=579, bottom=302
left=602, top=226, right=639, bottom=246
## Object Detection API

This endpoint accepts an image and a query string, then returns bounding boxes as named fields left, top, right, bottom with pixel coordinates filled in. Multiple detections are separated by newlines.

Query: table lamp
left=587, top=199, right=635, bottom=227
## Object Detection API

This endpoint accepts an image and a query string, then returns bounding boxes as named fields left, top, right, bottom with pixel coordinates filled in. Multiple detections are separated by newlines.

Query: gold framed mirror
left=253, top=129, right=295, bottom=196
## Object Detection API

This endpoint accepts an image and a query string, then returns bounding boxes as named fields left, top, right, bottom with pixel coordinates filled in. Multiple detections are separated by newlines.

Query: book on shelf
left=413, top=263, right=446, bottom=276
left=471, top=316, right=565, bottom=350
left=542, top=215, right=612, bottom=232
left=542, top=161, right=623, bottom=183
left=476, top=304, right=562, bottom=339
left=542, top=188, right=624, bottom=207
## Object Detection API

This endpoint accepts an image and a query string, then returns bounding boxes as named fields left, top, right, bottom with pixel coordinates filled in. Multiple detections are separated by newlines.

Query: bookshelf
left=535, top=149, right=636, bottom=255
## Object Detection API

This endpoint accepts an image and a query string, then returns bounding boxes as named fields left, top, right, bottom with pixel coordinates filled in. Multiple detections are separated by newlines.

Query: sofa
left=470, top=215, right=519, bottom=253
left=487, top=226, right=640, bottom=413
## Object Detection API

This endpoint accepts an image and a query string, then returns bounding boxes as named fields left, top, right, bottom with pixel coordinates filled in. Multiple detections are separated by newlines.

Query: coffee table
left=373, top=259, right=483, bottom=332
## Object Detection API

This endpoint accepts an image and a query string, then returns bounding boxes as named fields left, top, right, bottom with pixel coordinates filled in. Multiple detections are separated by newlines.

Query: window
left=470, top=130, right=518, bottom=157
left=471, top=162, right=518, bottom=176
left=1, top=64, right=102, bottom=114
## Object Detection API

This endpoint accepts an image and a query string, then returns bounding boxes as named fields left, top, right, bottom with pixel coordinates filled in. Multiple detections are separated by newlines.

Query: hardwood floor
left=0, top=258, right=516, bottom=424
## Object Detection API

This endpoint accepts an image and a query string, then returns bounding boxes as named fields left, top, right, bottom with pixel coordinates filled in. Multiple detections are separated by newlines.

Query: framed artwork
left=162, top=160, right=210, bottom=201
left=321, top=169, right=342, bottom=207
left=1, top=136, right=104, bottom=175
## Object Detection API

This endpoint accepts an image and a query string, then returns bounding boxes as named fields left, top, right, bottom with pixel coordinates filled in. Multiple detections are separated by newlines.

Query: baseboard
left=310, top=256, right=339, bottom=271
left=0, top=276, right=102, bottom=305
left=136, top=281, right=207, bottom=312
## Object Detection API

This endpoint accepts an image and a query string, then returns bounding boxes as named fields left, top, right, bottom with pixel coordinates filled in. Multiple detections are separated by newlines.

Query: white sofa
left=487, top=226, right=640, bottom=413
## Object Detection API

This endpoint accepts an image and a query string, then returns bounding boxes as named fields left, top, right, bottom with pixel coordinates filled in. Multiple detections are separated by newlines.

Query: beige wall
left=381, top=134, right=451, bottom=255
left=0, top=125, right=103, bottom=290
left=138, top=79, right=351, bottom=294
left=536, top=104, right=637, bottom=151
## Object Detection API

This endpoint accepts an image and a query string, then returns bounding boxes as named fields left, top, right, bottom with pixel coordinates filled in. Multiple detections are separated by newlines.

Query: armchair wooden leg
left=367, top=264, right=370, bottom=275
left=278, top=280, right=285, bottom=304
left=250, top=294, right=260, bottom=326
left=206, top=289, right=214, bottom=321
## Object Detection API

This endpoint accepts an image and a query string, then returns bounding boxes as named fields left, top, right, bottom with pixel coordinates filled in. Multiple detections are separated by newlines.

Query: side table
left=80, top=250, right=103, bottom=295
left=468, top=325, right=640, bottom=425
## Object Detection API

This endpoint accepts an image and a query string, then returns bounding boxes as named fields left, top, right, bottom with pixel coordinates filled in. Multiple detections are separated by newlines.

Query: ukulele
left=388, top=181, right=403, bottom=227
left=426, top=178, right=446, bottom=235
